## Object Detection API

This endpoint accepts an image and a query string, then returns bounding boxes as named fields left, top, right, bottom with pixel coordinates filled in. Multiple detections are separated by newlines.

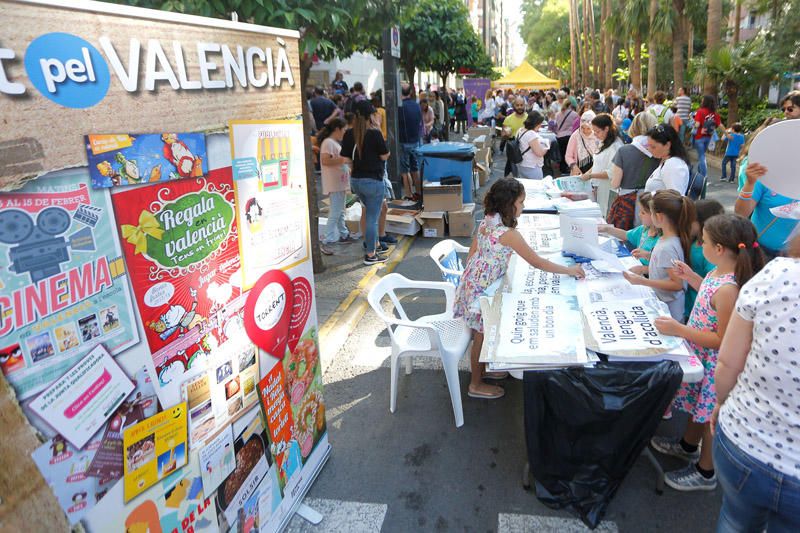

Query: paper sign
left=30, top=345, right=134, bottom=449
left=199, top=426, right=236, bottom=494
left=506, top=256, right=577, bottom=296
left=0, top=169, right=138, bottom=400
left=244, top=269, right=294, bottom=359
left=123, top=403, right=188, bottom=502
left=581, top=298, right=684, bottom=356
left=520, top=227, right=562, bottom=253
left=518, top=213, right=561, bottom=230
left=560, top=214, right=601, bottom=257
left=748, top=120, right=800, bottom=199
left=85, top=132, right=208, bottom=188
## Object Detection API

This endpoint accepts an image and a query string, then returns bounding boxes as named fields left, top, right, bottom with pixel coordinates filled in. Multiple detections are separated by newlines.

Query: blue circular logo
left=24, top=33, right=110, bottom=109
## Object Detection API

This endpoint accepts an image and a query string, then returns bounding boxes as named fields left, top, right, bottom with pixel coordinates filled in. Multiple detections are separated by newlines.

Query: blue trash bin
left=416, top=142, right=475, bottom=203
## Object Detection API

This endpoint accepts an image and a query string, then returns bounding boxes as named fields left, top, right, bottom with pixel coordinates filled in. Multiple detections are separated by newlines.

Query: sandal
left=467, top=385, right=505, bottom=399
left=484, top=371, right=509, bottom=381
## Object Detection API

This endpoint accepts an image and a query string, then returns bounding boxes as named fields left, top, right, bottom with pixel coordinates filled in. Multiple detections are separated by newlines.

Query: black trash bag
left=523, top=361, right=682, bottom=529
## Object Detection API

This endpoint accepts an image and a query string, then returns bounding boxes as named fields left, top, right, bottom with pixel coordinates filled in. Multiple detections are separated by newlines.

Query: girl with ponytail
left=648, top=214, right=765, bottom=492
left=623, top=189, right=696, bottom=320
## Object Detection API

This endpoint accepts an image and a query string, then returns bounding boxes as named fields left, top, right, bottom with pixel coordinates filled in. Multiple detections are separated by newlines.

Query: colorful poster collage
left=12, top=120, right=328, bottom=532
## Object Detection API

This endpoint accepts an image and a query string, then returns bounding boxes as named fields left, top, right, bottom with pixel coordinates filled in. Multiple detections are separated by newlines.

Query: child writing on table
left=453, top=178, right=585, bottom=400
left=650, top=214, right=765, bottom=491
left=599, top=192, right=659, bottom=267
left=622, top=190, right=696, bottom=321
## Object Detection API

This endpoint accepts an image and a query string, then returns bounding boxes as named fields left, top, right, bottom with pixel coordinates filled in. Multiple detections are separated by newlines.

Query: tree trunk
left=631, top=34, right=642, bottom=93
left=581, top=0, right=590, bottom=88
left=672, top=1, right=686, bottom=94
left=299, top=54, right=324, bottom=273
left=646, top=0, right=658, bottom=98
left=588, top=0, right=598, bottom=88
left=705, top=0, right=722, bottom=95
left=733, top=0, right=742, bottom=46
left=726, top=81, right=739, bottom=125
left=687, top=22, right=694, bottom=62
left=569, top=0, right=578, bottom=87
left=603, top=0, right=614, bottom=89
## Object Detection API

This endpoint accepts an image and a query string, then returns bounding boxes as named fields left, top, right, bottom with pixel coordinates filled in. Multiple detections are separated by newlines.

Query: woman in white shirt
left=711, top=229, right=800, bottom=532
left=580, top=113, right=624, bottom=216
left=516, top=111, right=549, bottom=180
left=644, top=124, right=691, bottom=195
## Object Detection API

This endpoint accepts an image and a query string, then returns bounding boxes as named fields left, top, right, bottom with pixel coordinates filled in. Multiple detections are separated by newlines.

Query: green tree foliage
left=521, top=0, right=571, bottom=69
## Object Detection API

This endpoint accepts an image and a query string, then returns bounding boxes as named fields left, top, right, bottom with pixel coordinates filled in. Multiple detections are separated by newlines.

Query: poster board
left=0, top=2, right=330, bottom=532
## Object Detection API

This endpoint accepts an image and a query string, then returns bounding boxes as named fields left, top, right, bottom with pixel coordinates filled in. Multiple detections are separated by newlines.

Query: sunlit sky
left=504, top=0, right=528, bottom=67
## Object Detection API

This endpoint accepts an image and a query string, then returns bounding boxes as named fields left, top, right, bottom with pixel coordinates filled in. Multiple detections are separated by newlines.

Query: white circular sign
left=748, top=119, right=800, bottom=199
left=253, top=282, right=286, bottom=331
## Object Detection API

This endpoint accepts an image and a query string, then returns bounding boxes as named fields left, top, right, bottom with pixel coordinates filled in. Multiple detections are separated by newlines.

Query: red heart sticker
left=288, top=276, right=313, bottom=353
left=244, top=270, right=294, bottom=359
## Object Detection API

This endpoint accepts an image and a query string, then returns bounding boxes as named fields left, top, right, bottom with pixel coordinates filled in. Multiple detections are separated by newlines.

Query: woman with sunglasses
left=643, top=124, right=691, bottom=196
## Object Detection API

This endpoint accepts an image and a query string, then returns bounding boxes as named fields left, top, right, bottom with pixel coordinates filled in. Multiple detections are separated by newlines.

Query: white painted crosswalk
left=498, top=513, right=619, bottom=532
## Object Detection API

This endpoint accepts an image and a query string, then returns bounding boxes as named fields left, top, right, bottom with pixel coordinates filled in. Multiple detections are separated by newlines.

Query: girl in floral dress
left=651, top=214, right=765, bottom=491
left=454, top=178, right=585, bottom=400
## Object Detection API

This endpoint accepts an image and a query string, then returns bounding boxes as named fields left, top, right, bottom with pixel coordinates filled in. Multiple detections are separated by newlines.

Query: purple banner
left=463, top=78, right=492, bottom=127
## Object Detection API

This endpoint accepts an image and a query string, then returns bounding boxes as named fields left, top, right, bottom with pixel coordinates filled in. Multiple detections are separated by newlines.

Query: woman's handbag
left=577, top=136, right=594, bottom=173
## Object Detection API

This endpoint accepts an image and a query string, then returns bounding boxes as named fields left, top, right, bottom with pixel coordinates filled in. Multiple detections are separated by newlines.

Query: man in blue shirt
left=397, top=83, right=422, bottom=199
left=309, top=87, right=339, bottom=132
left=721, top=123, right=745, bottom=182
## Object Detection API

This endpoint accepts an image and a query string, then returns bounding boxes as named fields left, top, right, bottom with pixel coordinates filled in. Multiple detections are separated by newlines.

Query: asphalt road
left=294, top=146, right=739, bottom=532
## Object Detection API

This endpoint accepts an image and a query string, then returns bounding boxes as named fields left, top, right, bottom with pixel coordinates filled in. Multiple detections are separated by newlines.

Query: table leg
left=642, top=447, right=664, bottom=495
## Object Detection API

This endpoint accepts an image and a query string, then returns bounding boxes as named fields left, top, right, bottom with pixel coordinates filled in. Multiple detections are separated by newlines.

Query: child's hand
left=654, top=316, right=682, bottom=336
left=710, top=405, right=721, bottom=437
left=631, top=248, right=651, bottom=260
left=628, top=264, right=647, bottom=275
left=744, top=162, right=767, bottom=186
left=580, top=172, right=592, bottom=181
left=623, top=271, right=644, bottom=285
left=569, top=265, right=586, bottom=279
left=669, top=259, right=695, bottom=281
left=598, top=224, right=613, bottom=233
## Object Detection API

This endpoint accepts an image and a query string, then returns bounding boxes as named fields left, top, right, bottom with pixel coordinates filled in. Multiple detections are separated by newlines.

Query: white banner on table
left=492, top=294, right=586, bottom=364
left=506, top=256, right=577, bottom=296
left=520, top=227, right=562, bottom=253
left=581, top=298, right=684, bottom=356
left=518, top=213, right=560, bottom=230
left=579, top=276, right=654, bottom=304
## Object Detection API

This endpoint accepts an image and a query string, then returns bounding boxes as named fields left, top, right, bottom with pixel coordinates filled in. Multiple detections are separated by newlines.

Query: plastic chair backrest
left=430, top=240, right=467, bottom=286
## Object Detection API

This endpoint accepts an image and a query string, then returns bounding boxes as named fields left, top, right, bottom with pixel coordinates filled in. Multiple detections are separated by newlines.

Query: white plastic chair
left=367, top=273, right=471, bottom=427
left=429, top=239, right=470, bottom=286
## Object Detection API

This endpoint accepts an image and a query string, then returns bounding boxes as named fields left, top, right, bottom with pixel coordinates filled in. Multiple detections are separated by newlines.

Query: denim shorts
left=399, top=142, right=419, bottom=173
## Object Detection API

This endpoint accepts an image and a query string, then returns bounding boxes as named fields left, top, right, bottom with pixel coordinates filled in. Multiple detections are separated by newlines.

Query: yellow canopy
left=492, top=61, right=559, bottom=89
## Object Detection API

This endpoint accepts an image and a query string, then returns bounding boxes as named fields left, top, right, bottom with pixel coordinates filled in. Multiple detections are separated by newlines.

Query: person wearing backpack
left=693, top=95, right=721, bottom=179
left=647, top=91, right=673, bottom=126
left=515, top=112, right=549, bottom=180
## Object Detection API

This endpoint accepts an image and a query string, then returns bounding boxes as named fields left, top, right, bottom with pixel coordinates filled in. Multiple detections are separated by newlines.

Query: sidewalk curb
left=318, top=235, right=416, bottom=374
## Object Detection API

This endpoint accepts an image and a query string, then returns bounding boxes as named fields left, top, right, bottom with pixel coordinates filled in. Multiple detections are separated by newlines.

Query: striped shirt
left=674, top=95, right=692, bottom=120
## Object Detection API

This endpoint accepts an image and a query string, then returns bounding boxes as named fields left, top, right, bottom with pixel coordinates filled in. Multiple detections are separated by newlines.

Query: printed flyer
left=123, top=403, right=189, bottom=502
left=519, top=227, right=562, bottom=254
left=0, top=169, right=138, bottom=400
left=230, top=121, right=310, bottom=288
left=111, top=168, right=241, bottom=355
left=517, top=213, right=561, bottom=230
left=258, top=364, right=302, bottom=494
left=85, top=133, right=208, bottom=188
left=198, top=427, right=236, bottom=495
left=83, top=451, right=220, bottom=533
left=30, top=367, right=157, bottom=525
left=181, top=334, right=259, bottom=447
left=582, top=298, right=685, bottom=356
left=29, top=345, right=134, bottom=449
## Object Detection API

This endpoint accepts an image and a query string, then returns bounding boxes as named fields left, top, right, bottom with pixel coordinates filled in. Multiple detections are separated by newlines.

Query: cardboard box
left=448, top=203, right=476, bottom=237
left=385, top=208, right=421, bottom=236
left=416, top=211, right=446, bottom=238
left=423, top=182, right=463, bottom=212
left=476, top=163, right=489, bottom=186
left=474, top=147, right=491, bottom=167
left=345, top=219, right=361, bottom=235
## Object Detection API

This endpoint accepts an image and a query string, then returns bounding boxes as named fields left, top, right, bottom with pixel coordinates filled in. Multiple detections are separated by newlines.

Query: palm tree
left=705, top=0, right=722, bottom=94
left=623, top=0, right=649, bottom=93
left=569, top=0, right=578, bottom=86
left=671, top=0, right=687, bottom=93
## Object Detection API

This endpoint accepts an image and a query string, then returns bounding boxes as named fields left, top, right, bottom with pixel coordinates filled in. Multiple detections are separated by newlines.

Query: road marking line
left=285, top=498, right=387, bottom=532
left=498, top=513, right=619, bottom=533
left=318, top=235, right=416, bottom=373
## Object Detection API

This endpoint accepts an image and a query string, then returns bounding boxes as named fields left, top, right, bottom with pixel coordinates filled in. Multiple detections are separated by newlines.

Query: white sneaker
left=650, top=436, right=700, bottom=462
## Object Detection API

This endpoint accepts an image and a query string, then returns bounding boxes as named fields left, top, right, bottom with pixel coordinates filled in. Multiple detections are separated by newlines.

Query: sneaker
left=337, top=236, right=353, bottom=244
left=363, top=254, right=387, bottom=266
left=664, top=463, right=717, bottom=492
left=650, top=436, right=701, bottom=462
left=379, top=234, right=398, bottom=245
left=362, top=242, right=390, bottom=255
